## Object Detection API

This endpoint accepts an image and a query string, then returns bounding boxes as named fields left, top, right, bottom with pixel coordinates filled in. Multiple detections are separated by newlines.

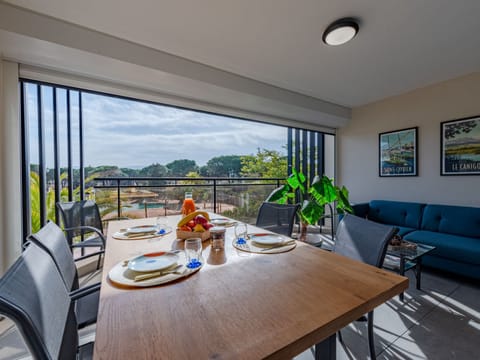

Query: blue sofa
left=353, top=200, right=480, bottom=280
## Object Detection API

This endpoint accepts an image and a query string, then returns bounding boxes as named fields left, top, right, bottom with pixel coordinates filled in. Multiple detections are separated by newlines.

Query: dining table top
left=93, top=214, right=408, bottom=360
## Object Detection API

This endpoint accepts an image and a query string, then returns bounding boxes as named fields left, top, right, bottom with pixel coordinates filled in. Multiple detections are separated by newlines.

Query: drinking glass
left=185, top=238, right=202, bottom=269
left=155, top=217, right=171, bottom=235
left=235, top=223, right=248, bottom=245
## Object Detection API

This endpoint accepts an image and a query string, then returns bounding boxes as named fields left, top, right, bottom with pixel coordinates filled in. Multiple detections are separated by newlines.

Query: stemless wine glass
left=184, top=238, right=202, bottom=269
left=234, top=223, right=248, bottom=245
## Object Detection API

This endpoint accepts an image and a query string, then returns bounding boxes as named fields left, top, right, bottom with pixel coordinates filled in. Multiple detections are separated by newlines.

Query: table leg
left=399, top=254, right=405, bottom=301
left=315, top=333, right=336, bottom=360
left=416, top=257, right=422, bottom=290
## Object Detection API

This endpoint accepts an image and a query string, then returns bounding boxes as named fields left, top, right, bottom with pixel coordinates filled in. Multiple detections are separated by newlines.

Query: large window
left=20, top=79, right=334, bottom=239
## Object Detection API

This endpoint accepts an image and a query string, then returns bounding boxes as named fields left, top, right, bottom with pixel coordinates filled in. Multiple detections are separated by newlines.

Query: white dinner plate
left=211, top=218, right=230, bottom=226
left=249, top=233, right=289, bottom=245
left=126, top=225, right=158, bottom=234
left=128, top=252, right=179, bottom=272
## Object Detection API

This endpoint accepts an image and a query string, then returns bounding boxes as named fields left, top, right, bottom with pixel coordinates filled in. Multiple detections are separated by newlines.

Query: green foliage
left=139, top=163, right=168, bottom=177
left=267, top=169, right=353, bottom=225
left=166, top=159, right=198, bottom=176
left=201, top=155, right=242, bottom=177
left=240, top=148, right=287, bottom=178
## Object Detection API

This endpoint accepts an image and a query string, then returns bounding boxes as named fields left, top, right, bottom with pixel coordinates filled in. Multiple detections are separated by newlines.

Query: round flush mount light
left=322, top=18, right=359, bottom=46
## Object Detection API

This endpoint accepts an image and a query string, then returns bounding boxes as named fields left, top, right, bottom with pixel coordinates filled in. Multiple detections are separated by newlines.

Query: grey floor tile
left=379, top=291, right=480, bottom=360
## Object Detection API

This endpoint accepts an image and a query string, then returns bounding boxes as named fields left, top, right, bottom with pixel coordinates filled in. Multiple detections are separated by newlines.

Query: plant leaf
left=336, top=186, right=354, bottom=214
left=266, top=185, right=290, bottom=204
left=299, top=200, right=325, bottom=225
left=309, top=175, right=337, bottom=205
left=286, top=168, right=305, bottom=194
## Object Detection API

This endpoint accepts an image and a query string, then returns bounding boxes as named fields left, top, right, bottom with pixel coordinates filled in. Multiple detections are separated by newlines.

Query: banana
left=177, top=211, right=210, bottom=227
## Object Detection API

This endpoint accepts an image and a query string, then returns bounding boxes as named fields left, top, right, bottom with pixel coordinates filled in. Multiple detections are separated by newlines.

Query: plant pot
left=298, top=222, right=308, bottom=242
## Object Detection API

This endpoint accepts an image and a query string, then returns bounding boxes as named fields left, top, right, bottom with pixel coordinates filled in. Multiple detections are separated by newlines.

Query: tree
left=166, top=159, right=198, bottom=176
left=202, top=155, right=242, bottom=177
left=240, top=148, right=287, bottom=178
left=139, top=163, right=168, bottom=177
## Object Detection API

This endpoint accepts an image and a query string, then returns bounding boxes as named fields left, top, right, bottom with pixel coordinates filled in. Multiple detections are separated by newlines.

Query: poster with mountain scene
left=379, top=127, right=417, bottom=177
left=442, top=116, right=480, bottom=175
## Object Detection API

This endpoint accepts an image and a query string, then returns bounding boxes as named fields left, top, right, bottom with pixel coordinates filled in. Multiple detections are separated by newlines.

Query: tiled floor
left=295, top=269, right=479, bottom=360
left=1, top=264, right=478, bottom=359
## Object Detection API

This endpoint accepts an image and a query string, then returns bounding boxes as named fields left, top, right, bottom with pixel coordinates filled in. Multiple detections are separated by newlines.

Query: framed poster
left=379, top=127, right=418, bottom=177
left=441, top=116, right=480, bottom=175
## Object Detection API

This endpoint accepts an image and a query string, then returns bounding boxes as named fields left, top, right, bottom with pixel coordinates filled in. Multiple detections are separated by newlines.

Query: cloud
left=81, top=93, right=287, bottom=167
left=25, top=85, right=287, bottom=168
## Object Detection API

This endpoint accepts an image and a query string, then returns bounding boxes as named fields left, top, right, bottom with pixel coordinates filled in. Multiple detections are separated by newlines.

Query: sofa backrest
left=421, top=204, right=480, bottom=238
left=368, top=200, right=426, bottom=229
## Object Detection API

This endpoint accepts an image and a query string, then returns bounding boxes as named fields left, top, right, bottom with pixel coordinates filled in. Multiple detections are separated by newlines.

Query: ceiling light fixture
left=322, top=18, right=359, bottom=46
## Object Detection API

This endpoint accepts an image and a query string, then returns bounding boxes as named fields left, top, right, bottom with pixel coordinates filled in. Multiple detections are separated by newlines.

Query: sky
left=27, top=85, right=288, bottom=168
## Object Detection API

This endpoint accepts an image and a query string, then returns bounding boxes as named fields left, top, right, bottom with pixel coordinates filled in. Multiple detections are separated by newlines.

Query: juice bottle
left=182, top=192, right=196, bottom=216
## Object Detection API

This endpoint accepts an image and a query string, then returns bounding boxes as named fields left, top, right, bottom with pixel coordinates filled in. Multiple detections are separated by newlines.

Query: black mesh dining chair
left=28, top=221, right=101, bottom=329
left=57, top=200, right=106, bottom=268
left=255, top=202, right=300, bottom=237
left=0, top=242, right=95, bottom=359
left=333, top=214, right=397, bottom=360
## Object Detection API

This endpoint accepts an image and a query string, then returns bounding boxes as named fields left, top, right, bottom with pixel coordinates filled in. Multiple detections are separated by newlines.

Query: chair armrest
left=73, top=250, right=105, bottom=262
left=64, top=226, right=106, bottom=246
left=70, top=282, right=101, bottom=301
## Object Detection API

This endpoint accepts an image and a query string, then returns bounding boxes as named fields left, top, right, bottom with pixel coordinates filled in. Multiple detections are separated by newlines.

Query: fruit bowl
left=176, top=210, right=213, bottom=242
left=176, top=229, right=211, bottom=242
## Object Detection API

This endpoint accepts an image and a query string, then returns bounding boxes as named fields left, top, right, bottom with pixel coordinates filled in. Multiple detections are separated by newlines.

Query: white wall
left=0, top=60, right=22, bottom=274
left=338, top=72, right=480, bottom=206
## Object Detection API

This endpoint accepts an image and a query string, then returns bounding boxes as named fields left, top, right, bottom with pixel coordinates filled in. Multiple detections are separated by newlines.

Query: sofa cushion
left=421, top=204, right=480, bottom=238
left=404, top=230, right=480, bottom=265
left=368, top=200, right=426, bottom=229
left=396, top=226, right=417, bottom=237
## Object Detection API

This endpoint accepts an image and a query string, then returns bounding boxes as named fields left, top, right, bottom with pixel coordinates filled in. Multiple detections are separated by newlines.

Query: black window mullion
left=20, top=81, right=31, bottom=242
left=287, top=127, right=293, bottom=176
left=294, top=129, right=300, bottom=174
left=317, top=132, right=325, bottom=176
left=37, top=85, right=47, bottom=226
left=79, top=91, right=85, bottom=200
left=67, top=90, right=73, bottom=201
left=301, top=129, right=308, bottom=184
left=309, top=131, right=315, bottom=183
left=53, top=87, right=61, bottom=222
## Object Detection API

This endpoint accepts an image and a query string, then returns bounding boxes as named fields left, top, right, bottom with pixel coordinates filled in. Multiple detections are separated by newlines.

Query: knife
left=260, top=240, right=296, bottom=251
left=133, top=265, right=183, bottom=281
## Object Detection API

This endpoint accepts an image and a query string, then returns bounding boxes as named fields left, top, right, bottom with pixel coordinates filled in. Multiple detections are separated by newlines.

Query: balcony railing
left=93, top=176, right=284, bottom=224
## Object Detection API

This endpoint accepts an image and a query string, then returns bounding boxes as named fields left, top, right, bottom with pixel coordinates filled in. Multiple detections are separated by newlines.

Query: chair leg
left=96, top=252, right=102, bottom=270
left=367, top=311, right=376, bottom=360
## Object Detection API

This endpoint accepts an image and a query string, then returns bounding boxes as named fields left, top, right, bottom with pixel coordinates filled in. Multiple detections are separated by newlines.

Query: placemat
left=108, top=251, right=203, bottom=287
left=232, top=239, right=296, bottom=254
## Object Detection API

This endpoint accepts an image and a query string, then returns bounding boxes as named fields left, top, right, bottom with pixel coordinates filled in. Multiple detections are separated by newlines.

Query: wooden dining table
left=93, top=214, right=408, bottom=360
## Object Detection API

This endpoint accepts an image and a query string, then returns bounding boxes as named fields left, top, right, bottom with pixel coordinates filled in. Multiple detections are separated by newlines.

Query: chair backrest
left=0, top=242, right=78, bottom=360
left=333, top=214, right=397, bottom=267
left=57, top=200, right=104, bottom=243
left=256, top=202, right=300, bottom=237
left=29, top=221, right=79, bottom=292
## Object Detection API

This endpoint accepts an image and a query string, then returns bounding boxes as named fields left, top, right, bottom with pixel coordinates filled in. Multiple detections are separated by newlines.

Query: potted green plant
left=267, top=169, right=353, bottom=242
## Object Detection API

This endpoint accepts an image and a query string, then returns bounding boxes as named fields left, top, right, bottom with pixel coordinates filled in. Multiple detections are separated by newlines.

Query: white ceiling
left=2, top=0, right=480, bottom=109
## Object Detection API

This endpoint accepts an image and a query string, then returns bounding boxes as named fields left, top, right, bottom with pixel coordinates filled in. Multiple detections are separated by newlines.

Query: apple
left=187, top=220, right=196, bottom=228
left=194, top=215, right=208, bottom=226
left=203, top=223, right=214, bottom=230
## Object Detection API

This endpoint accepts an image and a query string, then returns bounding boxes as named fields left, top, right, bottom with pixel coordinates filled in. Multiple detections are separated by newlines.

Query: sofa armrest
left=352, top=203, right=370, bottom=218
